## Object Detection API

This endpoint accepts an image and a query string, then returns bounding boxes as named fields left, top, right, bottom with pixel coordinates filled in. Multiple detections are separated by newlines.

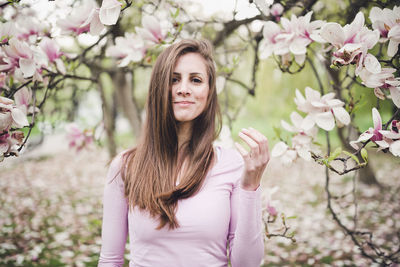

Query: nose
left=176, top=79, right=191, bottom=96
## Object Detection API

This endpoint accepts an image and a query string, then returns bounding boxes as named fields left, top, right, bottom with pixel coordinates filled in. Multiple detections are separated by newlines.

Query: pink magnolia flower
left=350, top=107, right=383, bottom=148
left=321, top=11, right=379, bottom=66
left=270, top=3, right=284, bottom=18
left=65, top=123, right=94, bottom=151
left=271, top=141, right=298, bottom=165
left=0, top=131, right=24, bottom=156
left=369, top=6, right=400, bottom=57
left=99, top=0, right=122, bottom=25
left=0, top=38, right=40, bottom=79
left=57, top=1, right=104, bottom=36
left=0, top=22, right=17, bottom=44
left=263, top=186, right=279, bottom=217
left=260, top=12, right=325, bottom=65
left=294, top=87, right=351, bottom=131
left=39, top=37, right=65, bottom=74
left=14, top=86, right=31, bottom=115
left=16, top=17, right=46, bottom=43
left=291, top=133, right=314, bottom=161
left=136, top=15, right=166, bottom=45
left=351, top=108, right=400, bottom=157
left=377, top=120, right=400, bottom=157
left=105, top=33, right=145, bottom=67
left=358, top=66, right=400, bottom=107
left=259, top=21, right=282, bottom=59
left=0, top=96, right=29, bottom=132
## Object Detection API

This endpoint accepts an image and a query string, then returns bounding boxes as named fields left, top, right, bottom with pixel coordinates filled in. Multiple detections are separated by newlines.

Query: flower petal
left=301, top=115, right=316, bottom=132
left=389, top=86, right=400, bottom=108
left=332, top=107, right=350, bottom=125
left=372, top=107, right=382, bottom=131
left=11, top=108, right=29, bottom=127
left=389, top=140, right=400, bottom=157
left=281, top=120, right=295, bottom=132
left=99, top=0, right=122, bottom=25
left=90, top=9, right=106, bottom=35
left=315, top=111, right=335, bottom=131
left=14, top=86, right=31, bottom=108
left=320, top=23, right=345, bottom=47
left=19, top=58, right=36, bottom=78
left=364, top=54, right=381, bottom=74
left=379, top=130, right=400, bottom=139
left=387, top=39, right=399, bottom=58
left=271, top=141, right=288, bottom=157
left=305, top=86, right=321, bottom=101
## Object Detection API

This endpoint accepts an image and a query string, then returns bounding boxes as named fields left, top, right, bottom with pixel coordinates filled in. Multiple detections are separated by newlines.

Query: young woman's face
left=171, top=52, right=209, bottom=124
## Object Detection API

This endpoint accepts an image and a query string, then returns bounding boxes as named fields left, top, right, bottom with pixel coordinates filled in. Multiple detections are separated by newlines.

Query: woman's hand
left=234, top=127, right=270, bottom=191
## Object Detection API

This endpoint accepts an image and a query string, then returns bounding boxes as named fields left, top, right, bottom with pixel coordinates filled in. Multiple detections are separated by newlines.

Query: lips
left=174, top=101, right=194, bottom=104
left=173, top=101, right=195, bottom=107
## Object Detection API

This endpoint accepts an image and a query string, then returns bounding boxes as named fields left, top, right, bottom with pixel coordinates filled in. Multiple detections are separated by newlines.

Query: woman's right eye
left=172, top=77, right=179, bottom=84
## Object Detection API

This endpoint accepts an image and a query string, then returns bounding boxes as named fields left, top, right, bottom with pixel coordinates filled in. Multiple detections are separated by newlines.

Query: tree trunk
left=111, top=71, right=142, bottom=136
left=98, top=79, right=117, bottom=158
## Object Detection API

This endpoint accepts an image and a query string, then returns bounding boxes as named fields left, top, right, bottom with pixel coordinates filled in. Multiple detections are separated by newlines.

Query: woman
left=98, top=39, right=270, bottom=267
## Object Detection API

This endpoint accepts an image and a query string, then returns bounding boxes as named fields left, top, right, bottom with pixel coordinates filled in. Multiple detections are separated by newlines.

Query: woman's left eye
left=192, top=78, right=202, bottom=83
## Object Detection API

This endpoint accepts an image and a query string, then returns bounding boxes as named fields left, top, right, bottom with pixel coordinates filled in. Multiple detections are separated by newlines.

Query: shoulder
left=106, top=150, right=130, bottom=184
left=214, top=146, right=244, bottom=174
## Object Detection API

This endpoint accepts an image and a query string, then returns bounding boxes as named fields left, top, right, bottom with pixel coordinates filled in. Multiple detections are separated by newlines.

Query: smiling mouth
left=174, top=101, right=195, bottom=104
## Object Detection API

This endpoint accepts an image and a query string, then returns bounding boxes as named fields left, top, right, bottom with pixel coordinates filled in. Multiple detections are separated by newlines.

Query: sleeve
left=98, top=154, right=129, bottom=267
left=228, top=168, right=264, bottom=267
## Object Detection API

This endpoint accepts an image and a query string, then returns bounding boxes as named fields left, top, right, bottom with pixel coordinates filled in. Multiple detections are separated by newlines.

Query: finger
left=238, top=130, right=260, bottom=156
left=235, top=142, right=250, bottom=160
left=248, top=127, right=269, bottom=162
left=235, top=142, right=255, bottom=171
left=242, top=127, right=266, bottom=145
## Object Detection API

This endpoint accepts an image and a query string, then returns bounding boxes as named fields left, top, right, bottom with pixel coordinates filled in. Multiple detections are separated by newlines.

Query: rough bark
left=111, top=71, right=142, bottom=136
left=98, top=79, right=117, bottom=158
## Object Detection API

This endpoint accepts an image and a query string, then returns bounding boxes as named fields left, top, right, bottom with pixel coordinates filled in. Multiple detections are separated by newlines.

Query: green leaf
left=171, top=8, right=180, bottom=18
left=343, top=150, right=360, bottom=164
left=328, top=147, right=342, bottom=162
left=286, top=215, right=297, bottom=220
left=361, top=148, right=368, bottom=163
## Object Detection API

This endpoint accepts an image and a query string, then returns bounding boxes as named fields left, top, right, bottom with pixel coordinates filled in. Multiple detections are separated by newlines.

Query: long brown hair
left=121, top=39, right=221, bottom=230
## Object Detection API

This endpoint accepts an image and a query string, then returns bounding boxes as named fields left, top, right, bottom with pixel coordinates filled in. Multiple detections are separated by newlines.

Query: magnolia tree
left=1, top=0, right=399, bottom=265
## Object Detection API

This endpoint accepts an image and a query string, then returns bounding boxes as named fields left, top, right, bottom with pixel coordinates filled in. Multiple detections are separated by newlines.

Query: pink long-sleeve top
left=98, top=146, right=264, bottom=267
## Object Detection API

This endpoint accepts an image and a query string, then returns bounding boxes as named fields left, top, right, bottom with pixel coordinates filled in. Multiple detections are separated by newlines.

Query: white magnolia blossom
left=369, top=5, right=400, bottom=57
left=0, top=96, right=29, bottom=132
left=358, top=66, right=400, bottom=107
left=281, top=111, right=318, bottom=137
left=294, top=87, right=351, bottom=131
left=350, top=108, right=400, bottom=157
left=259, top=11, right=325, bottom=65
left=320, top=11, right=379, bottom=68
left=271, top=141, right=298, bottom=165
left=135, top=15, right=167, bottom=45
left=99, top=0, right=122, bottom=26
left=105, top=33, right=145, bottom=67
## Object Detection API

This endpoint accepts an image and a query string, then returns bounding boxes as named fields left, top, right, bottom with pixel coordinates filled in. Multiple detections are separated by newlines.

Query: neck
left=177, top=121, right=193, bottom=149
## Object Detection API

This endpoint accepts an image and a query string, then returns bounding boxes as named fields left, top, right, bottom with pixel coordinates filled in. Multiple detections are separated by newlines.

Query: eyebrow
left=173, top=72, right=204, bottom=76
